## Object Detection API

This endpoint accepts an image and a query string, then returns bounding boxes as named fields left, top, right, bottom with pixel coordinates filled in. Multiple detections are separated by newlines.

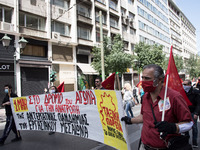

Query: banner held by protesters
left=10, top=90, right=129, bottom=150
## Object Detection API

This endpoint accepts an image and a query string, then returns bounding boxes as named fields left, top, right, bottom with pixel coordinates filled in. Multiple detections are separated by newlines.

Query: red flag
left=57, top=82, right=65, bottom=92
left=164, top=46, right=192, bottom=106
left=102, top=72, right=115, bottom=90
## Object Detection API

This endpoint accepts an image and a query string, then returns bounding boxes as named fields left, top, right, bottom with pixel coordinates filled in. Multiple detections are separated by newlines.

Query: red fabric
left=164, top=46, right=192, bottom=106
left=141, top=87, right=192, bottom=148
left=102, top=72, right=115, bottom=90
left=57, top=82, right=65, bottom=92
left=136, top=81, right=142, bottom=87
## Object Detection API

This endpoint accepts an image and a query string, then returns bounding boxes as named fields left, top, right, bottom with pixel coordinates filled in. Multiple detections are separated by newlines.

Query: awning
left=77, top=64, right=99, bottom=75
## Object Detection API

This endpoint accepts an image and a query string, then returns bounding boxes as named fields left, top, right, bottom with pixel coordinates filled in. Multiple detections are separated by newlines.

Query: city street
left=0, top=104, right=199, bottom=150
left=0, top=105, right=142, bottom=150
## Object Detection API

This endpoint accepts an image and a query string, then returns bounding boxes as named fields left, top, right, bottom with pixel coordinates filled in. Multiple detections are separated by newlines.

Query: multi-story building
left=0, top=0, right=197, bottom=102
left=136, top=0, right=170, bottom=54
left=168, top=0, right=197, bottom=59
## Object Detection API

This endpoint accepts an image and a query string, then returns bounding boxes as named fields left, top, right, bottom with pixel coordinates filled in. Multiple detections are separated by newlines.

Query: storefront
left=77, top=63, right=98, bottom=90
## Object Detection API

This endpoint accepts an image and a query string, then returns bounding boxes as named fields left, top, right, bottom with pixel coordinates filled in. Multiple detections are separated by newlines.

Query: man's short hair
left=143, top=64, right=165, bottom=81
left=95, top=76, right=102, bottom=82
left=4, top=84, right=12, bottom=89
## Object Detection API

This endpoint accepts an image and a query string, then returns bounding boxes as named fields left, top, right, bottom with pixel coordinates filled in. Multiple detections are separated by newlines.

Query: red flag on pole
left=57, top=82, right=65, bottom=92
left=164, top=46, right=192, bottom=106
left=102, top=72, right=115, bottom=90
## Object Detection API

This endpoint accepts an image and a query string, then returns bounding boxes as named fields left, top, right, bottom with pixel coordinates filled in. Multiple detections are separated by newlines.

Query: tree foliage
left=133, top=42, right=165, bottom=72
left=91, top=34, right=133, bottom=76
left=185, top=55, right=200, bottom=79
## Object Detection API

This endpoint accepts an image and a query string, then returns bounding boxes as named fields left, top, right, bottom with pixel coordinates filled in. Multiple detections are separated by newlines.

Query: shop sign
left=0, top=63, right=14, bottom=72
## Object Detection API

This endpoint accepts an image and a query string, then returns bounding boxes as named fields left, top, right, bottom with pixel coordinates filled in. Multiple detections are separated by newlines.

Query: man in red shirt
left=121, top=64, right=193, bottom=149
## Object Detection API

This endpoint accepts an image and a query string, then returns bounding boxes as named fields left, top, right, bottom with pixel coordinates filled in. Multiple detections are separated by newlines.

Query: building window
left=109, top=0, right=118, bottom=10
left=96, top=31, right=107, bottom=42
left=19, top=12, right=46, bottom=31
left=52, top=0, right=69, bottom=9
left=122, top=25, right=127, bottom=32
left=130, top=28, right=135, bottom=35
left=78, top=26, right=91, bottom=40
left=77, top=4, right=91, bottom=18
left=52, top=21, right=70, bottom=36
left=22, top=44, right=46, bottom=57
left=110, top=17, right=118, bottom=28
left=0, top=6, right=12, bottom=23
left=95, top=11, right=106, bottom=24
left=131, top=43, right=134, bottom=52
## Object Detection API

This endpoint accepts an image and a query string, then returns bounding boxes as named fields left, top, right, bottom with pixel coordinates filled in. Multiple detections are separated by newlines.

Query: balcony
left=19, top=27, right=47, bottom=39
left=77, top=14, right=92, bottom=25
left=19, top=0, right=46, bottom=17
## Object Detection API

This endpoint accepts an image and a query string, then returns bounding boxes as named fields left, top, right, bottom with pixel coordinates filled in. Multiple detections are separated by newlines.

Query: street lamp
left=1, top=34, right=28, bottom=94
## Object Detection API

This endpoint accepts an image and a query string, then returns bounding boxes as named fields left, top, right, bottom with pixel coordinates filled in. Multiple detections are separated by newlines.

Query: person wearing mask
left=48, top=86, right=58, bottom=135
left=0, top=84, right=22, bottom=146
left=95, top=76, right=105, bottom=90
left=121, top=64, right=193, bottom=149
left=123, top=83, right=137, bottom=118
left=183, top=79, right=200, bottom=148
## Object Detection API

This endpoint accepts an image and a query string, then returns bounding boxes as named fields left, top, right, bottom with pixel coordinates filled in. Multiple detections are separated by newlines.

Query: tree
left=185, top=55, right=198, bottom=79
left=91, top=34, right=133, bottom=76
left=173, top=55, right=183, bottom=72
left=133, top=42, right=165, bottom=71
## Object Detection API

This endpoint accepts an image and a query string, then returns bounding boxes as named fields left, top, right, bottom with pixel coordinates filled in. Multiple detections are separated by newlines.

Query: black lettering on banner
left=26, top=112, right=57, bottom=132
left=19, top=122, right=27, bottom=129
left=106, top=126, right=126, bottom=143
left=58, top=113, right=89, bottom=138
left=16, top=113, right=24, bottom=119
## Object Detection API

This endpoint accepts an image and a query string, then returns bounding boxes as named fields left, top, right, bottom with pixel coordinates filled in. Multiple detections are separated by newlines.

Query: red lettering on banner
left=29, top=95, right=40, bottom=105
left=13, top=98, right=28, bottom=111
left=75, top=91, right=82, bottom=104
left=44, top=93, right=63, bottom=104
left=35, top=105, right=44, bottom=112
left=75, top=90, right=96, bottom=105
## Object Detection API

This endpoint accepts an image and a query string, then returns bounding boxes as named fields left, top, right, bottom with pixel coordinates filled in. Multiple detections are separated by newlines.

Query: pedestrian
left=95, top=76, right=105, bottom=90
left=140, top=87, right=145, bottom=104
left=0, top=84, right=22, bottom=146
left=48, top=86, right=58, bottom=135
left=195, top=77, right=200, bottom=90
left=123, top=83, right=137, bottom=118
left=183, top=79, right=200, bottom=148
left=121, top=64, right=193, bottom=149
left=133, top=86, right=139, bottom=104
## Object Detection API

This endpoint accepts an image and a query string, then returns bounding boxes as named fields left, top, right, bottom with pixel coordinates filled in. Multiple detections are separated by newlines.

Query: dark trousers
left=0, top=115, right=20, bottom=142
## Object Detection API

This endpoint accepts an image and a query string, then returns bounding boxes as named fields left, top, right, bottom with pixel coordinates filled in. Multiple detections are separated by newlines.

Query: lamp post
left=1, top=34, right=28, bottom=94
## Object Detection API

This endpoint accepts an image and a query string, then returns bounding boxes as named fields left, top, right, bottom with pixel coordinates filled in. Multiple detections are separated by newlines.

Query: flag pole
left=161, top=74, right=169, bottom=121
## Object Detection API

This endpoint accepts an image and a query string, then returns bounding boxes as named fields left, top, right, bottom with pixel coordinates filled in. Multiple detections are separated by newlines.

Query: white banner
left=10, top=90, right=129, bottom=150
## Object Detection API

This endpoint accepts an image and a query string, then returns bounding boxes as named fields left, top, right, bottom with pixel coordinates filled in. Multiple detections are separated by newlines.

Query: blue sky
left=173, top=0, right=200, bottom=54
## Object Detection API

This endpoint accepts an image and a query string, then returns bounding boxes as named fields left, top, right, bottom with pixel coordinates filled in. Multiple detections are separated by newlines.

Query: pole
left=14, top=51, right=17, bottom=94
left=99, top=11, right=105, bottom=81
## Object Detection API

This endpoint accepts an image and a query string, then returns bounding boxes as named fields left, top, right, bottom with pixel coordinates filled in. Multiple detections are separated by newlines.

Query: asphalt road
left=1, top=104, right=199, bottom=150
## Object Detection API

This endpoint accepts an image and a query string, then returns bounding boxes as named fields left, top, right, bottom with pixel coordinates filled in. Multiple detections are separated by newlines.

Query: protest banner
left=10, top=90, right=129, bottom=150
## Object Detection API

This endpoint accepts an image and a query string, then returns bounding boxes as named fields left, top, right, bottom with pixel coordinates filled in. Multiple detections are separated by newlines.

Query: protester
left=133, top=86, right=139, bottom=104
left=196, top=77, right=200, bottom=90
left=123, top=83, right=136, bottom=118
left=183, top=79, right=200, bottom=148
left=48, top=86, right=58, bottom=135
left=121, top=64, right=193, bottom=149
left=140, top=87, right=145, bottom=104
left=0, top=84, right=22, bottom=146
left=95, top=76, right=105, bottom=90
